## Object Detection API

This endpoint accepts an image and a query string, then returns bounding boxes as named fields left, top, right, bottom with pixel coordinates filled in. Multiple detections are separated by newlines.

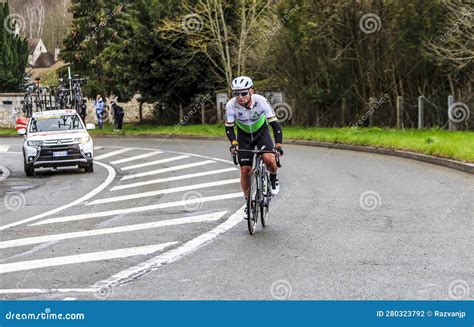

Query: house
left=27, top=38, right=60, bottom=68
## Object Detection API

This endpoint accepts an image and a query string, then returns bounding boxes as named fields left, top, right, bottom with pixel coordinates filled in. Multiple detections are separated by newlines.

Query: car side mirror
left=86, top=123, right=95, bottom=130
left=17, top=128, right=26, bottom=135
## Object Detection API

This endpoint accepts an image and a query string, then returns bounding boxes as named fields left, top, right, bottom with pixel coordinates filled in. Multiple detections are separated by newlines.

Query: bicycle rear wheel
left=247, top=169, right=259, bottom=235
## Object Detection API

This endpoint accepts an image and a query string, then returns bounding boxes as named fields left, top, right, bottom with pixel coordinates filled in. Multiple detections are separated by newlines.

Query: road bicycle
left=232, top=149, right=281, bottom=234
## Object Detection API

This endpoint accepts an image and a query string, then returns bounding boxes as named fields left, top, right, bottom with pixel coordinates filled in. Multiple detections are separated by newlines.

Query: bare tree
left=425, top=0, right=474, bottom=71
left=25, top=0, right=46, bottom=38
left=160, top=0, right=273, bottom=88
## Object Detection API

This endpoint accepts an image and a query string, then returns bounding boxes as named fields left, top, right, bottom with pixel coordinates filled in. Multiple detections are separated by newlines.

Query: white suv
left=18, top=109, right=95, bottom=176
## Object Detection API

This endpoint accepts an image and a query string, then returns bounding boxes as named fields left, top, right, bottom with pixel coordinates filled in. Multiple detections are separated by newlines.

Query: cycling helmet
left=231, top=76, right=253, bottom=91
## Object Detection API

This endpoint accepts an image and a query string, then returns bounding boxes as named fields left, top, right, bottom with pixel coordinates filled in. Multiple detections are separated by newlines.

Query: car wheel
left=84, top=162, right=94, bottom=173
left=24, top=162, right=35, bottom=176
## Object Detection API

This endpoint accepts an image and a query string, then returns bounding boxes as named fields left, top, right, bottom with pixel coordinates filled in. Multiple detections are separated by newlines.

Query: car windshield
left=29, top=115, right=84, bottom=133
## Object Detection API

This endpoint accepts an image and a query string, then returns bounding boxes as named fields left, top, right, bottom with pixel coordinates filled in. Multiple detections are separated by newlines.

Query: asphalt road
left=0, top=136, right=472, bottom=300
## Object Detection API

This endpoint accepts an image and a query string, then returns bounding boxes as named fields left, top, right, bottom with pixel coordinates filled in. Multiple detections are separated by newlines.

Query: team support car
left=17, top=109, right=95, bottom=176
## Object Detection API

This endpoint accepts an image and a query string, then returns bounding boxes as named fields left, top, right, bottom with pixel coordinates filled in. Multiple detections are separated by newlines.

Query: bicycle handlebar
left=231, top=149, right=282, bottom=167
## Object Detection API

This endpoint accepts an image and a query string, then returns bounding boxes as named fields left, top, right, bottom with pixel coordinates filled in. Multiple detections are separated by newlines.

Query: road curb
left=288, top=140, right=474, bottom=174
left=2, top=133, right=473, bottom=174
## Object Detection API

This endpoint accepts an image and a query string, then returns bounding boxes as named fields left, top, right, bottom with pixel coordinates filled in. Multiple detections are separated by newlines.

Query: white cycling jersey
left=225, top=94, right=278, bottom=134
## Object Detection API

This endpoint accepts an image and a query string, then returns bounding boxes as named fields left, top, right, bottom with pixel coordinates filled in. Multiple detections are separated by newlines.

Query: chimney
left=54, top=48, right=60, bottom=62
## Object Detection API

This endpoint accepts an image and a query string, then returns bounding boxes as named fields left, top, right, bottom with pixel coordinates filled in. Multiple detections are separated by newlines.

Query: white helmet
left=231, top=76, right=253, bottom=91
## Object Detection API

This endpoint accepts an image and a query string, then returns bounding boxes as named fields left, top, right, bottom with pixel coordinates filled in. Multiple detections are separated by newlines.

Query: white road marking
left=107, top=145, right=235, bottom=165
left=94, top=148, right=134, bottom=160
left=0, top=242, right=177, bottom=274
left=110, top=150, right=163, bottom=165
left=0, top=165, right=11, bottom=182
left=0, top=289, right=95, bottom=294
left=0, top=161, right=116, bottom=231
left=87, top=179, right=240, bottom=205
left=121, top=155, right=190, bottom=171
left=0, top=145, right=10, bottom=152
left=121, top=160, right=215, bottom=180
left=111, top=167, right=238, bottom=191
left=0, top=212, right=226, bottom=249
left=96, top=206, right=245, bottom=288
left=62, top=297, right=77, bottom=301
left=30, top=193, right=242, bottom=226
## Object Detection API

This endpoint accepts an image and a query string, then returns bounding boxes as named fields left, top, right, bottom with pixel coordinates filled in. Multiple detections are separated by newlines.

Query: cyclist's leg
left=256, top=126, right=279, bottom=194
left=256, top=126, right=277, bottom=173
left=236, top=128, right=254, bottom=198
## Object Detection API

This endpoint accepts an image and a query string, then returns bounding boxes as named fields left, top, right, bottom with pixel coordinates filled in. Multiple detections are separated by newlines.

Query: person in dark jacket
left=111, top=100, right=125, bottom=131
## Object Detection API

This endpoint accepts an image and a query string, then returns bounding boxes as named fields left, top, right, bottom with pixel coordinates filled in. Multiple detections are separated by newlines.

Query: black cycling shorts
left=237, top=125, right=274, bottom=166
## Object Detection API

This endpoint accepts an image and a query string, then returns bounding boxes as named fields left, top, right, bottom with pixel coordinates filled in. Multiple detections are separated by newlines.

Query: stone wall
left=0, top=93, right=155, bottom=128
left=0, top=93, right=24, bottom=128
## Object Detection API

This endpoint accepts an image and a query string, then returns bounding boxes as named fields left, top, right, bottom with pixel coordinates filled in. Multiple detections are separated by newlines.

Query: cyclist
left=225, top=76, right=283, bottom=213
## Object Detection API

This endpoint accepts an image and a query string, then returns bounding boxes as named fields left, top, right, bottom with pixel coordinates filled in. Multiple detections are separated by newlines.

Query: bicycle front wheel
left=247, top=169, right=260, bottom=235
left=261, top=173, right=270, bottom=227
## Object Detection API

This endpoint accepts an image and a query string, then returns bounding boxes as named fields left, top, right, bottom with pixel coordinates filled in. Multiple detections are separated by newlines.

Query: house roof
left=28, top=38, right=41, bottom=53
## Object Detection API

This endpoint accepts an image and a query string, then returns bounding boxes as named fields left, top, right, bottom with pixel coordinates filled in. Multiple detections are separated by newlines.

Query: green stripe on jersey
left=235, top=114, right=267, bottom=133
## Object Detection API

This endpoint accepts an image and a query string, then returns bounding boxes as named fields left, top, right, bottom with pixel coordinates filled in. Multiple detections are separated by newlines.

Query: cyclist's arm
left=224, top=103, right=238, bottom=145
left=225, top=125, right=237, bottom=144
left=261, top=97, right=282, bottom=145
left=268, top=119, right=282, bottom=144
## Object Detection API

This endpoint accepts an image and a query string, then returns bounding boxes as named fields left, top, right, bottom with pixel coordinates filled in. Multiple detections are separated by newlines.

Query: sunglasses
left=234, top=91, right=249, bottom=97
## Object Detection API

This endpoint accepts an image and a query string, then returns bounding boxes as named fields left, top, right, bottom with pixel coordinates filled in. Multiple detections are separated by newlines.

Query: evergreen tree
left=61, top=0, right=125, bottom=97
left=0, top=3, right=28, bottom=92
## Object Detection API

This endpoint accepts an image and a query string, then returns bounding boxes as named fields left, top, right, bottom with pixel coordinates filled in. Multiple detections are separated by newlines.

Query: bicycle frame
left=232, top=149, right=280, bottom=234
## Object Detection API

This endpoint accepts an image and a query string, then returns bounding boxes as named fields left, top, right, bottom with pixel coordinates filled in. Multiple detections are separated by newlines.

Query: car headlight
left=77, top=136, right=91, bottom=144
left=27, top=140, right=43, bottom=146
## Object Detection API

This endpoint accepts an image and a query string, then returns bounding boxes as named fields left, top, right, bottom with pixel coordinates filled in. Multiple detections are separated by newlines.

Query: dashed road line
left=110, top=150, right=163, bottom=165
left=0, top=212, right=226, bottom=249
left=121, top=155, right=190, bottom=171
left=121, top=160, right=215, bottom=180
left=111, top=167, right=238, bottom=191
left=30, top=193, right=242, bottom=226
left=95, top=148, right=134, bottom=160
left=96, top=206, right=245, bottom=288
left=87, top=179, right=240, bottom=205
left=0, top=242, right=178, bottom=274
